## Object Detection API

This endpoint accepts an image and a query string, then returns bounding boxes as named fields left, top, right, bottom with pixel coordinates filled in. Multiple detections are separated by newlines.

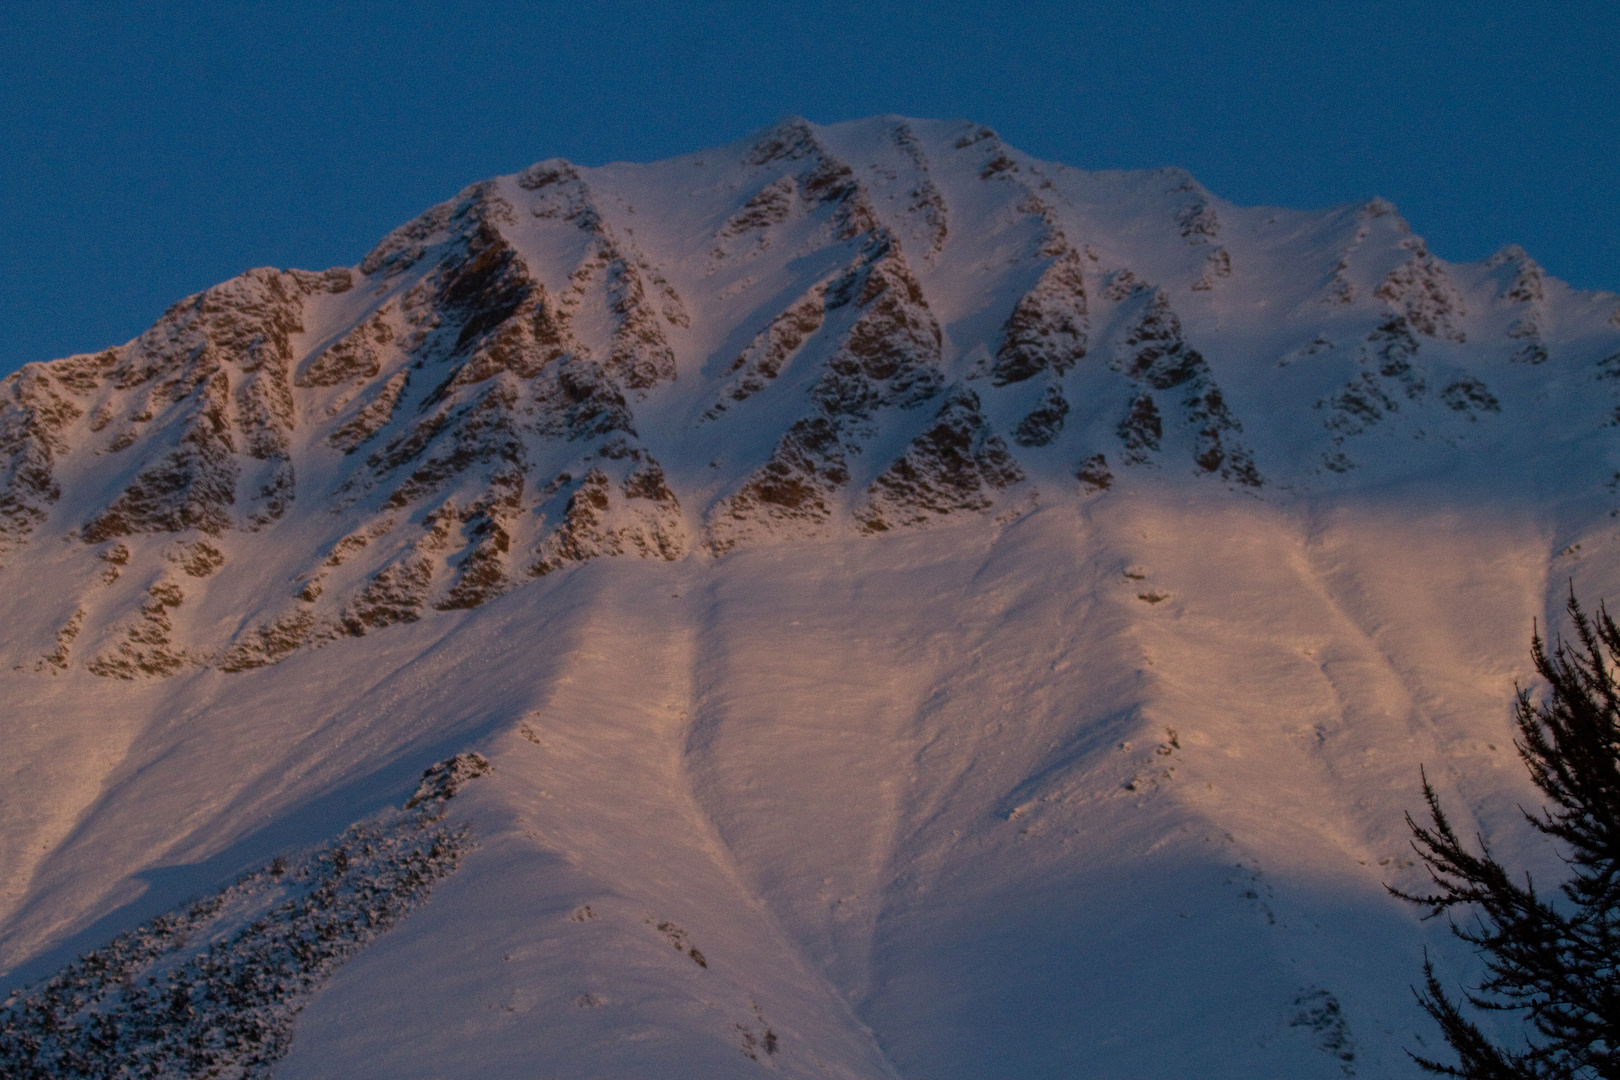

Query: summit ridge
left=3, top=116, right=1619, bottom=1079
left=3, top=116, right=1614, bottom=678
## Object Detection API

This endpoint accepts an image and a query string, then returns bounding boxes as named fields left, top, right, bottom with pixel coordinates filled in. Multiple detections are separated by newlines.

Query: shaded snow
left=2, top=114, right=1618, bottom=1078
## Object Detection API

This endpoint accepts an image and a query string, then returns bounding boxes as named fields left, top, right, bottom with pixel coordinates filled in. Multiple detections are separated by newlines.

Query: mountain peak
left=0, top=117, right=1612, bottom=684
left=4, top=116, right=1620, bottom=1080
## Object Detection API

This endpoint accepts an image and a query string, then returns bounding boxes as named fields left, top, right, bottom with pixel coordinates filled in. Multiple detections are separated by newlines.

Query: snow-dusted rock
left=4, top=113, right=1620, bottom=1080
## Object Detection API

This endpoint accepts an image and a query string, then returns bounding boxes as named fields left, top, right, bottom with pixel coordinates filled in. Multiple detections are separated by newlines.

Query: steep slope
left=3, top=116, right=1619, bottom=1079
left=3, top=116, right=1616, bottom=684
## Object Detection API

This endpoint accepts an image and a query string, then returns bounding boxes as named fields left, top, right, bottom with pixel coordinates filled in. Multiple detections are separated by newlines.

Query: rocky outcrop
left=1318, top=312, right=1501, bottom=469
left=714, top=175, right=796, bottom=256
left=167, top=539, right=225, bottom=577
left=87, top=581, right=190, bottom=679
left=217, top=609, right=319, bottom=672
left=604, top=254, right=679, bottom=390
left=1439, top=376, right=1501, bottom=416
left=1487, top=245, right=1550, bottom=364
left=1192, top=246, right=1231, bottom=291
left=707, top=233, right=945, bottom=550
left=704, top=286, right=827, bottom=419
left=529, top=461, right=686, bottom=576
left=82, top=369, right=239, bottom=541
left=714, top=120, right=882, bottom=266
left=530, top=357, right=637, bottom=442
left=991, top=248, right=1089, bottom=386
left=0, top=758, right=480, bottom=1080
left=1013, top=384, right=1072, bottom=447
left=435, top=467, right=525, bottom=610
left=1112, top=289, right=1260, bottom=485
left=706, top=418, right=851, bottom=551
left=1118, top=393, right=1163, bottom=465
left=1175, top=193, right=1220, bottom=244
left=1101, top=268, right=1147, bottom=302
left=1364, top=317, right=1427, bottom=400
left=891, top=122, right=949, bottom=260
left=70, top=266, right=355, bottom=542
left=1322, top=258, right=1357, bottom=306
left=1375, top=238, right=1467, bottom=343
left=6, top=115, right=1617, bottom=681
left=1077, top=453, right=1114, bottom=492
left=960, top=126, right=1020, bottom=181
left=1318, top=318, right=1427, bottom=449
left=990, top=244, right=1090, bottom=445
left=33, top=609, right=85, bottom=674
left=855, top=388, right=1023, bottom=532
left=298, top=307, right=395, bottom=392
left=337, top=506, right=457, bottom=635
left=375, top=376, right=526, bottom=512
left=812, top=239, right=943, bottom=417
left=0, top=364, right=80, bottom=560
left=331, top=370, right=409, bottom=453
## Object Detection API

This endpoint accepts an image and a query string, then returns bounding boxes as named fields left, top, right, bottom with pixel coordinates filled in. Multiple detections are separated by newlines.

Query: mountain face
left=2, top=116, right=1619, bottom=1078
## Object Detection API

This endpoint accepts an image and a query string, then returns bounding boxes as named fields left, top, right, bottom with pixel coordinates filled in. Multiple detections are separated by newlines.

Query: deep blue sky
left=2, top=1, right=1616, bottom=374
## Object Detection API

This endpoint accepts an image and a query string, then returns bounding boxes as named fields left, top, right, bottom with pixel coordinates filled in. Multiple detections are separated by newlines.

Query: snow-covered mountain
left=3, top=115, right=1619, bottom=1078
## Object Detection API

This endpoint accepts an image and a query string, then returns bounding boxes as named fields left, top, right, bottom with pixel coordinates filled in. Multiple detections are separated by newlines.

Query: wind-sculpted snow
left=1, top=483, right=1618, bottom=1077
left=9, top=116, right=1620, bottom=1055
left=0, top=754, right=485, bottom=1080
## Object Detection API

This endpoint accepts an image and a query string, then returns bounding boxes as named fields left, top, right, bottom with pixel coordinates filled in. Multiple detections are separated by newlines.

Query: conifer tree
left=1394, top=592, right=1620, bottom=1079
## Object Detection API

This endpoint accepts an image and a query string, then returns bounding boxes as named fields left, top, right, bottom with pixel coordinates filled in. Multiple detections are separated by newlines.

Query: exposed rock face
left=706, top=418, right=851, bottom=551
left=8, top=116, right=1620, bottom=1080
left=168, top=539, right=225, bottom=578
left=1192, top=246, right=1231, bottom=291
left=705, top=289, right=827, bottom=419
left=1119, top=393, right=1164, bottom=464
left=992, top=248, right=1089, bottom=387
left=890, top=122, right=949, bottom=259
left=707, top=227, right=946, bottom=552
left=1111, top=289, right=1260, bottom=485
left=1487, top=244, right=1551, bottom=365
left=1076, top=452, right=1114, bottom=491
left=217, top=609, right=319, bottom=672
left=86, top=582, right=191, bottom=679
left=34, top=609, right=84, bottom=673
left=530, top=461, right=686, bottom=577
left=0, top=115, right=1613, bottom=678
left=0, top=365, right=78, bottom=561
left=856, top=388, right=1023, bottom=532
left=1317, top=308, right=1500, bottom=469
left=69, top=267, right=350, bottom=546
left=339, top=505, right=458, bottom=634
left=1375, top=239, right=1467, bottom=343
left=1173, top=187, right=1221, bottom=245
left=1013, top=383, right=1071, bottom=447
left=813, top=240, right=943, bottom=416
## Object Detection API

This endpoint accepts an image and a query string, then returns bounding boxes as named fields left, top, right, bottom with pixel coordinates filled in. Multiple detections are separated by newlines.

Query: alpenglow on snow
left=1, top=116, right=1618, bottom=1080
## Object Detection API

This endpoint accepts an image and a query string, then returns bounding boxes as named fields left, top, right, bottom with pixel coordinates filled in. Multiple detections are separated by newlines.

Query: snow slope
left=3, top=116, right=1620, bottom=1077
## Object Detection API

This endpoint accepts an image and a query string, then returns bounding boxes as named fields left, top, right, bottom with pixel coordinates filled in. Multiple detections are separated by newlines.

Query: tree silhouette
left=1393, top=592, right=1620, bottom=1079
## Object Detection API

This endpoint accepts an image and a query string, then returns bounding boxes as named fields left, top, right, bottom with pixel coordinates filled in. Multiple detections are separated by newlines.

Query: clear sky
left=2, top=0, right=1615, bottom=375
